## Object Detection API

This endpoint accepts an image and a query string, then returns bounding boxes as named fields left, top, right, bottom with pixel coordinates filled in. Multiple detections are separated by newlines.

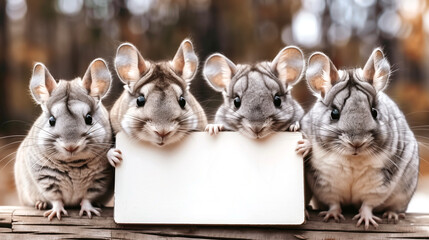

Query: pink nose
left=350, top=141, right=365, bottom=149
left=154, top=130, right=171, bottom=138
left=251, top=126, right=263, bottom=134
left=64, top=145, right=78, bottom=153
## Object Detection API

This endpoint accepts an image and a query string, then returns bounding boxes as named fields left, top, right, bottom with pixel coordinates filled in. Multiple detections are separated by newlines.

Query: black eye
left=331, top=108, right=340, bottom=120
left=234, top=96, right=241, bottom=109
left=178, top=96, right=186, bottom=109
left=49, top=116, right=56, bottom=127
left=371, top=108, right=378, bottom=119
left=85, top=113, right=93, bottom=125
left=136, top=95, right=145, bottom=107
left=273, top=95, right=281, bottom=107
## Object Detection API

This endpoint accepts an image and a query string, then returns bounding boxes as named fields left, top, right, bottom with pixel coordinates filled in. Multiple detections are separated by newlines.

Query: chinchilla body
left=214, top=63, right=304, bottom=136
left=302, top=72, right=419, bottom=212
left=299, top=48, right=419, bottom=228
left=15, top=59, right=113, bottom=219
left=203, top=46, right=306, bottom=138
left=110, top=39, right=207, bottom=146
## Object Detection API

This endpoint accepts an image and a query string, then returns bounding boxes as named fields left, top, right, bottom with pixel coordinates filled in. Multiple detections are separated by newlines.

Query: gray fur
left=15, top=60, right=113, bottom=219
left=204, top=47, right=305, bottom=139
left=110, top=39, right=207, bottom=148
left=301, top=49, right=419, bottom=226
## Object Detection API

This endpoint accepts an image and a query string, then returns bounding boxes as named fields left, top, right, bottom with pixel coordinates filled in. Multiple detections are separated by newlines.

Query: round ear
left=362, top=48, right=390, bottom=92
left=271, top=46, right=305, bottom=87
left=81, top=58, right=112, bottom=100
left=115, top=43, right=149, bottom=89
left=203, top=53, right=237, bottom=92
left=170, top=39, right=199, bottom=83
left=29, top=63, right=57, bottom=105
left=306, top=52, right=340, bottom=98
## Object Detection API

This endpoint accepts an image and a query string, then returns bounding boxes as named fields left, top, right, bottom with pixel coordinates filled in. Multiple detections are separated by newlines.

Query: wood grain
left=0, top=207, right=429, bottom=239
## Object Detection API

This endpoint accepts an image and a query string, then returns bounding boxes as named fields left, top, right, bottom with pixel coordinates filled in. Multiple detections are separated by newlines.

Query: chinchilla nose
left=64, top=144, right=79, bottom=153
left=154, top=130, right=171, bottom=138
left=349, top=140, right=365, bottom=149
left=250, top=124, right=264, bottom=134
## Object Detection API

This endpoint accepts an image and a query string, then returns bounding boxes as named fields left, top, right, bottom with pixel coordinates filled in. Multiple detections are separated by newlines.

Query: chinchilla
left=203, top=46, right=305, bottom=138
left=296, top=48, right=419, bottom=230
left=107, top=39, right=208, bottom=166
left=14, top=59, right=114, bottom=220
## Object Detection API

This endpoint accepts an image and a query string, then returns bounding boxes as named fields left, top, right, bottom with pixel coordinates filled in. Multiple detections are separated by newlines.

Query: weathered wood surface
left=0, top=207, right=428, bottom=239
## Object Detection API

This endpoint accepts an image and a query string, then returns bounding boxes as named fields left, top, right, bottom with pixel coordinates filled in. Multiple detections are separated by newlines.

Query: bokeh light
left=378, top=9, right=402, bottom=37
left=56, top=0, right=83, bottom=16
left=6, top=0, right=27, bottom=21
left=126, top=0, right=154, bottom=16
left=292, top=10, right=321, bottom=48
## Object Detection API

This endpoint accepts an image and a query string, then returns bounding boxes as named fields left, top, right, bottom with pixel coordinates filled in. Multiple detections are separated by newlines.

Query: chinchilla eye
left=234, top=96, right=241, bottom=109
left=136, top=95, right=145, bottom=107
left=273, top=95, right=281, bottom=107
left=178, top=96, right=186, bottom=109
left=331, top=108, right=340, bottom=120
left=85, top=113, right=93, bottom=125
left=49, top=115, right=56, bottom=127
left=371, top=108, right=378, bottom=119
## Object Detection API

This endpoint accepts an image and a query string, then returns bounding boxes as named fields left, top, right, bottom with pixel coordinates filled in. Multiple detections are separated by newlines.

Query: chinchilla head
left=114, top=39, right=201, bottom=146
left=29, top=59, right=112, bottom=161
left=306, top=48, right=391, bottom=157
left=203, top=46, right=305, bottom=139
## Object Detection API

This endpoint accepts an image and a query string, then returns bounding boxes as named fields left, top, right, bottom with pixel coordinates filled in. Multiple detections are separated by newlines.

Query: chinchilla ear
left=362, top=48, right=390, bottom=92
left=203, top=53, right=237, bottom=92
left=29, top=63, right=57, bottom=104
left=81, top=58, right=112, bottom=100
left=271, top=46, right=305, bottom=88
left=115, top=42, right=150, bottom=91
left=170, top=39, right=199, bottom=83
left=306, top=52, right=340, bottom=98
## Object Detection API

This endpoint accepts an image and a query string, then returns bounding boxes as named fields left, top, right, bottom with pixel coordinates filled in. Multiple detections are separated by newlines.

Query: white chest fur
left=311, top=144, right=386, bottom=206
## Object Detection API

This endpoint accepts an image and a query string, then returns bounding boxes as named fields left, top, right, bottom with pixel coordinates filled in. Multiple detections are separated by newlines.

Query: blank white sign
left=114, top=132, right=304, bottom=225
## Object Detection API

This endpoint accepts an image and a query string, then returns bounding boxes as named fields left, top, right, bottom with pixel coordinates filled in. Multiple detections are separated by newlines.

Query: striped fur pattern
left=109, top=39, right=207, bottom=149
left=300, top=49, right=419, bottom=229
left=14, top=60, right=113, bottom=220
left=203, top=46, right=305, bottom=139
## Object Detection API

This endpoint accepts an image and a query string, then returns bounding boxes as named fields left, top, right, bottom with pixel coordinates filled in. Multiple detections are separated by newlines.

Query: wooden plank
left=2, top=231, right=429, bottom=240
left=1, top=207, right=429, bottom=239
left=0, top=233, right=112, bottom=240
left=12, top=225, right=112, bottom=237
left=13, top=208, right=116, bottom=228
left=0, top=207, right=13, bottom=233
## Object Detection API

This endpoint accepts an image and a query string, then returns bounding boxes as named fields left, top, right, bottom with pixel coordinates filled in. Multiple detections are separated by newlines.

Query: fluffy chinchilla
left=203, top=46, right=305, bottom=138
left=297, top=48, right=419, bottom=229
left=107, top=39, right=208, bottom=166
left=15, top=59, right=114, bottom=220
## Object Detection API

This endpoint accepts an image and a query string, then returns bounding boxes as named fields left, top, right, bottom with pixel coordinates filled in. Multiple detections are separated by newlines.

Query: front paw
left=319, top=209, right=345, bottom=222
left=79, top=199, right=101, bottom=219
left=204, top=124, right=224, bottom=135
left=296, top=139, right=311, bottom=157
left=288, top=121, right=300, bottom=132
left=353, top=206, right=381, bottom=230
left=383, top=211, right=405, bottom=224
left=107, top=148, right=122, bottom=167
left=35, top=200, right=48, bottom=210
left=43, top=200, right=68, bottom=221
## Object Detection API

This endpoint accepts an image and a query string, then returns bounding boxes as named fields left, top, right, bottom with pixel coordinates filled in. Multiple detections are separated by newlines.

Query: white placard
left=114, top=132, right=305, bottom=225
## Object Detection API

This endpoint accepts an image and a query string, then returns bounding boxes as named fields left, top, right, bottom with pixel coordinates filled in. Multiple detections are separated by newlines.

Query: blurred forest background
left=1, top=0, right=429, bottom=212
